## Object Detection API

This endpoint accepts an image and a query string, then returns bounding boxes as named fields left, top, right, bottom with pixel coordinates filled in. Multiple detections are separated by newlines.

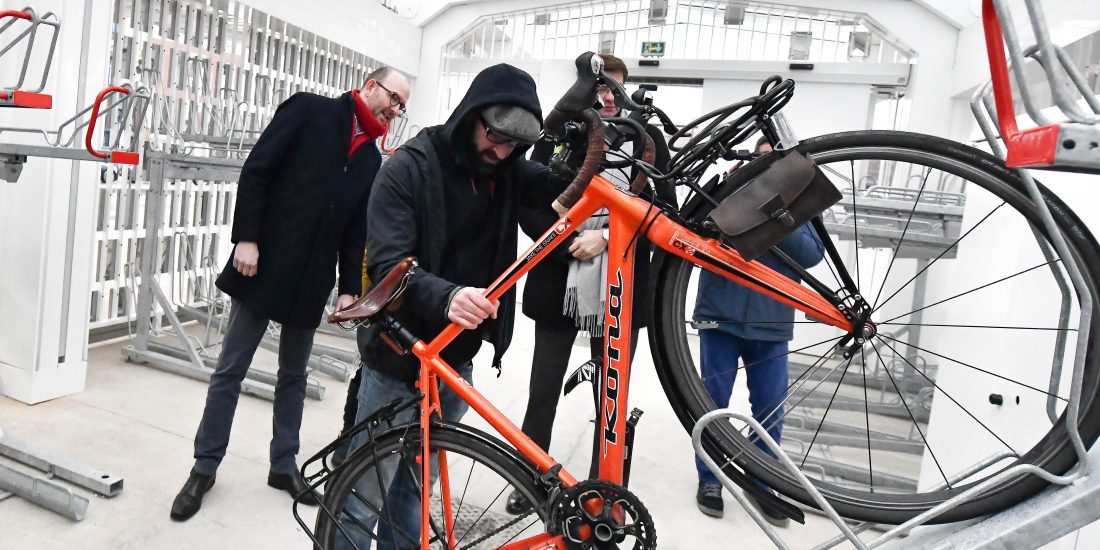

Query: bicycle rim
left=315, top=423, right=550, bottom=549
left=651, top=130, right=1100, bottom=524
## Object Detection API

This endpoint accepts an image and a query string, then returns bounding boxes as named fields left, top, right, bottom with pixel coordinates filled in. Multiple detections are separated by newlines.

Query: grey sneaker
left=696, top=482, right=724, bottom=518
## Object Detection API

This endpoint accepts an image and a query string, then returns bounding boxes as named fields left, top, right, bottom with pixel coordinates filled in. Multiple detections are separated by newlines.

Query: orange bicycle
left=295, top=4, right=1100, bottom=545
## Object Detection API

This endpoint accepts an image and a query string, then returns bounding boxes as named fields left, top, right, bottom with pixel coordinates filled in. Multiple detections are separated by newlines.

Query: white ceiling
left=398, top=0, right=982, bottom=29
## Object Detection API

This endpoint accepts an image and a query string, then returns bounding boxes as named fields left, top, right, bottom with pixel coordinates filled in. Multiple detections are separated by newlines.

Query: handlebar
left=86, top=85, right=140, bottom=165
left=544, top=52, right=656, bottom=214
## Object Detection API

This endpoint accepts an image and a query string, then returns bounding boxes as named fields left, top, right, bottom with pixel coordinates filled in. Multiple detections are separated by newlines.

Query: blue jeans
left=334, top=360, right=473, bottom=550
left=695, top=330, right=789, bottom=488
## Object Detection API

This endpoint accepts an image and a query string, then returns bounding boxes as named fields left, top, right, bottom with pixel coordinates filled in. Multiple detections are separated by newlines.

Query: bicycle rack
left=978, top=0, right=1100, bottom=172
left=691, top=1, right=1099, bottom=547
left=0, top=82, right=151, bottom=182
left=0, top=425, right=125, bottom=522
left=0, top=6, right=59, bottom=109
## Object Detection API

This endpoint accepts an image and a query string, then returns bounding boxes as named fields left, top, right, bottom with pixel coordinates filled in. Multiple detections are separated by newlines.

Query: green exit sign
left=641, top=41, right=665, bottom=57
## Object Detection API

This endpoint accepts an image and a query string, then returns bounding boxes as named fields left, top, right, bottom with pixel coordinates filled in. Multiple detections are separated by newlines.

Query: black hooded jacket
left=357, top=64, right=553, bottom=385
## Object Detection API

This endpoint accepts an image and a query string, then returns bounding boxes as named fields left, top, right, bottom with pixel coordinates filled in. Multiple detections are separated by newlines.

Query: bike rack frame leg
left=0, top=463, right=89, bottom=521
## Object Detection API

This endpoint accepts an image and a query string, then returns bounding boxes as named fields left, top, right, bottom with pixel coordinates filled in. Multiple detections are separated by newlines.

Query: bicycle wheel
left=315, top=423, right=550, bottom=549
left=651, top=130, right=1100, bottom=524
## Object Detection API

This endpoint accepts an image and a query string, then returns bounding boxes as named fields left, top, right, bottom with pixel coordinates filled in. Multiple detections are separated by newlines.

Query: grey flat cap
left=481, top=104, right=541, bottom=144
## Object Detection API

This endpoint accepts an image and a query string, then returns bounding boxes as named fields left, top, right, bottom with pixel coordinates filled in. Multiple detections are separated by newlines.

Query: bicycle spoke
left=881, top=259, right=1060, bottom=324
left=729, top=347, right=838, bottom=457
left=861, top=347, right=873, bottom=493
left=850, top=160, right=862, bottom=289
left=876, top=336, right=1021, bottom=456
left=869, top=339, right=952, bottom=489
left=454, top=484, right=511, bottom=547
left=752, top=343, right=856, bottom=446
left=874, top=201, right=1007, bottom=314
left=879, top=322, right=1076, bottom=332
left=800, top=354, right=856, bottom=468
left=693, top=334, right=843, bottom=385
left=878, top=333, right=1069, bottom=401
left=871, top=165, right=933, bottom=310
left=449, top=456, right=477, bottom=542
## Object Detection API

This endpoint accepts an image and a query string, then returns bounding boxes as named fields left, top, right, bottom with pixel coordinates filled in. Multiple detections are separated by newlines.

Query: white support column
left=0, top=0, right=113, bottom=403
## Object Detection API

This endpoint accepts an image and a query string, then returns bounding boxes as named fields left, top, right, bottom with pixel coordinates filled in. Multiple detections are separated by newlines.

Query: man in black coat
left=333, top=63, right=552, bottom=550
left=169, top=67, right=411, bottom=522
left=506, top=54, right=675, bottom=513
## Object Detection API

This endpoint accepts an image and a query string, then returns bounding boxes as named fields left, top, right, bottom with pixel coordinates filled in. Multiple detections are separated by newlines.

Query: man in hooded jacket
left=335, top=63, right=553, bottom=549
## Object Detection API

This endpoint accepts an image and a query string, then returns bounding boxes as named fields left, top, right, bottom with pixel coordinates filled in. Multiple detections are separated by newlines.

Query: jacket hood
left=436, top=63, right=543, bottom=173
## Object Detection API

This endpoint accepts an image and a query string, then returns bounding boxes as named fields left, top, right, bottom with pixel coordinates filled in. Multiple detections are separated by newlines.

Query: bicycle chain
left=456, top=507, right=538, bottom=550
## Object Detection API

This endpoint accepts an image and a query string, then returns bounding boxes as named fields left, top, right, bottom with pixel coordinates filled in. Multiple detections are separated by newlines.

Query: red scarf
left=349, top=89, right=389, bottom=156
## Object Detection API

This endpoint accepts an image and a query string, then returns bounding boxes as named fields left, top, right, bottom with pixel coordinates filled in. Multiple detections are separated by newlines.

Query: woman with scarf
left=508, top=54, right=675, bottom=514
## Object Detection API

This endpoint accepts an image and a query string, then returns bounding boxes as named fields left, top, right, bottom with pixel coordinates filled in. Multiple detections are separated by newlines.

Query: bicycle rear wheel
left=315, top=423, right=550, bottom=549
left=651, top=130, right=1100, bottom=524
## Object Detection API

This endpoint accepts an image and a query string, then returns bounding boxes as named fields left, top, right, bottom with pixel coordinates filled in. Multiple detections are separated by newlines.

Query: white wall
left=259, top=0, right=422, bottom=76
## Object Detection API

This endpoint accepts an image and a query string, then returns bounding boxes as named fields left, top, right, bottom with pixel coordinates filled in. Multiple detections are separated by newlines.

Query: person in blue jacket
left=693, top=138, right=825, bottom=526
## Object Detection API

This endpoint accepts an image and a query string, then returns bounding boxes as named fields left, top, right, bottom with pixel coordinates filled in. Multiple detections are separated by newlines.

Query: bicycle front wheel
left=651, top=130, right=1100, bottom=524
left=315, top=423, right=550, bottom=549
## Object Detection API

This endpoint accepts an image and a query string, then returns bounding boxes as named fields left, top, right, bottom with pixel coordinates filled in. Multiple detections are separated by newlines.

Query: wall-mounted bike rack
left=0, top=82, right=151, bottom=182
left=692, top=0, right=1100, bottom=547
left=0, top=6, right=59, bottom=109
left=979, top=0, right=1100, bottom=172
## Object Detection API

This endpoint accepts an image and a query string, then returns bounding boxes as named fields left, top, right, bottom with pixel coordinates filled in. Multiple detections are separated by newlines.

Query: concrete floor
left=0, top=315, right=853, bottom=549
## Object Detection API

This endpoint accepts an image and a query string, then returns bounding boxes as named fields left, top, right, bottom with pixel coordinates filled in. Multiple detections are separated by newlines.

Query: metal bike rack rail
left=0, top=6, right=59, bottom=109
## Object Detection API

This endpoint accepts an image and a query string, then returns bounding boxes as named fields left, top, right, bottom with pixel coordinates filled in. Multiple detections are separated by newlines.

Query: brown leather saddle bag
left=707, top=149, right=841, bottom=261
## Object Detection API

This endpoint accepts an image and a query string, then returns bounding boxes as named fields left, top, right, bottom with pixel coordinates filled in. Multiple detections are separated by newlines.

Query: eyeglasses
left=480, top=117, right=522, bottom=147
left=374, top=81, right=407, bottom=114
left=596, top=84, right=613, bottom=95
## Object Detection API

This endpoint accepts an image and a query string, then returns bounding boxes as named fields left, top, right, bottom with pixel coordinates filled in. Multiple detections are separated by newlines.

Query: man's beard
left=472, top=147, right=505, bottom=176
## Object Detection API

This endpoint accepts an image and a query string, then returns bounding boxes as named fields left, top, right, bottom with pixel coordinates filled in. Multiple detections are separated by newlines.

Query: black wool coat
left=216, top=92, right=380, bottom=328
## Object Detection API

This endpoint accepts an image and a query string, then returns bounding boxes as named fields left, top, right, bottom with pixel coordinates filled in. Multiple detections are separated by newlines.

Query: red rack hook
left=380, top=122, right=396, bottom=155
left=981, top=0, right=1060, bottom=168
left=85, top=85, right=139, bottom=165
left=0, top=10, right=33, bottom=20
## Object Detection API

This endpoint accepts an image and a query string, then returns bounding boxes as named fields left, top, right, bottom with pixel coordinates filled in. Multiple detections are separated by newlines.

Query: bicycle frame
left=404, top=173, right=854, bottom=549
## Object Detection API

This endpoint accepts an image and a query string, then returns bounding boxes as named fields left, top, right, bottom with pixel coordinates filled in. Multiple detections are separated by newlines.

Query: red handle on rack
left=85, top=85, right=139, bottom=165
left=982, top=0, right=1018, bottom=140
left=0, top=10, right=33, bottom=20
left=380, top=122, right=396, bottom=155
left=981, top=0, right=1060, bottom=168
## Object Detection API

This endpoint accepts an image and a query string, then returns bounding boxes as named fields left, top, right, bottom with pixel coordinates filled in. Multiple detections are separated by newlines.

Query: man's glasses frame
left=374, top=81, right=407, bottom=114
left=479, top=117, right=525, bottom=147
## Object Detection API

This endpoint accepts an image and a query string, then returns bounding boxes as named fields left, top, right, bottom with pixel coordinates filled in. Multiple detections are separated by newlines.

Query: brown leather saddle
left=328, top=257, right=417, bottom=328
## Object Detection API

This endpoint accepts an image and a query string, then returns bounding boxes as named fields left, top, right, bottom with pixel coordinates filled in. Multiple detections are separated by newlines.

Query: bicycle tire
left=315, top=423, right=550, bottom=549
left=651, top=130, right=1100, bottom=524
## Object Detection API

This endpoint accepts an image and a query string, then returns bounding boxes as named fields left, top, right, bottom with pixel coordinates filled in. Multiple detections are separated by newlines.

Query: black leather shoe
left=268, top=470, right=321, bottom=505
left=170, top=470, right=216, bottom=521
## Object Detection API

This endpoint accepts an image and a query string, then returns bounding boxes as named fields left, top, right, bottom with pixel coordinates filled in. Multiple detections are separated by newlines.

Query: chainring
left=548, top=480, right=656, bottom=550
